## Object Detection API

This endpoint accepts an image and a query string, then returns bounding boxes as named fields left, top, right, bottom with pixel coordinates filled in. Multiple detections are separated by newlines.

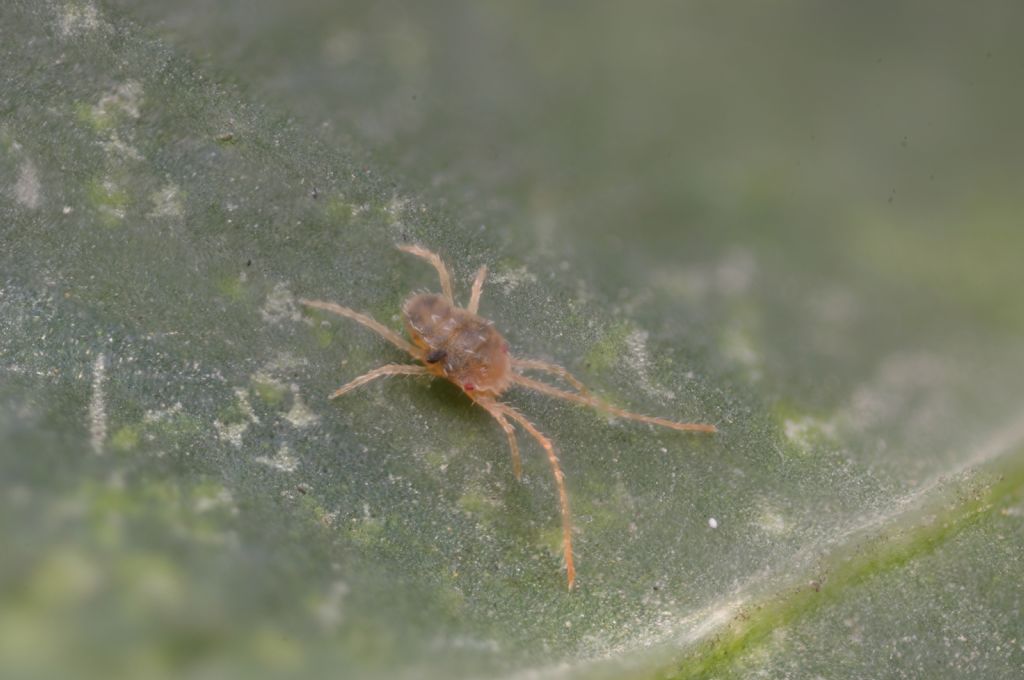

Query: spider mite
left=300, top=244, right=716, bottom=590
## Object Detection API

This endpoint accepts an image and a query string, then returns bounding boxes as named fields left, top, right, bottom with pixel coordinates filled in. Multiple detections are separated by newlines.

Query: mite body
left=301, top=244, right=716, bottom=590
left=403, top=292, right=511, bottom=395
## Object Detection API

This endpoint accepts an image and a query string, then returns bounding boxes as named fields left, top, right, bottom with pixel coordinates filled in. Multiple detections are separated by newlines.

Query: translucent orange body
left=403, top=293, right=512, bottom=397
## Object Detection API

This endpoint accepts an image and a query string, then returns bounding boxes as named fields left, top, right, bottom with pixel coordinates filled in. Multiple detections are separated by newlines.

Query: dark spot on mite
left=425, top=348, right=447, bottom=364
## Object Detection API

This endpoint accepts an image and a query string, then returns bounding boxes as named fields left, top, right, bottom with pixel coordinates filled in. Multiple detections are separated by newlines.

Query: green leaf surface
left=2, top=2, right=1023, bottom=679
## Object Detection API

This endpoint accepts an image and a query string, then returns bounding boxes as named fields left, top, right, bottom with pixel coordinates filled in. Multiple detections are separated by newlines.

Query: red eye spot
left=463, top=383, right=475, bottom=391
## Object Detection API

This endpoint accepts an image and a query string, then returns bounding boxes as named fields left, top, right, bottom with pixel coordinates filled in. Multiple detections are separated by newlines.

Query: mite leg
left=493, top=401, right=576, bottom=591
left=396, top=244, right=454, bottom=303
left=476, top=397, right=522, bottom=480
left=511, top=357, right=592, bottom=396
left=328, top=364, right=430, bottom=400
left=511, top=373, right=717, bottom=433
left=300, top=299, right=423, bottom=360
left=467, top=265, right=488, bottom=315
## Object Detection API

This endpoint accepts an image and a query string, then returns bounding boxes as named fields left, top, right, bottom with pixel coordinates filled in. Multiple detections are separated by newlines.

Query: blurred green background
left=2, top=2, right=1023, bottom=678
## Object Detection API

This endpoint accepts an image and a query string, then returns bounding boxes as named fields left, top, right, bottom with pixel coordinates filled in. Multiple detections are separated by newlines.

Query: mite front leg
left=397, top=244, right=455, bottom=303
left=511, top=373, right=717, bottom=433
left=300, top=299, right=424, bottom=361
left=467, top=265, right=488, bottom=315
left=328, top=364, right=430, bottom=400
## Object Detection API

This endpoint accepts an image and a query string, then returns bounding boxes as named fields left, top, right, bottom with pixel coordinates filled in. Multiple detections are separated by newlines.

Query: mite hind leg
left=490, top=400, right=576, bottom=591
left=476, top=397, right=522, bottom=480
left=397, top=244, right=454, bottom=303
left=511, top=357, right=592, bottom=396
left=510, top=373, right=717, bottom=433
left=328, top=364, right=430, bottom=400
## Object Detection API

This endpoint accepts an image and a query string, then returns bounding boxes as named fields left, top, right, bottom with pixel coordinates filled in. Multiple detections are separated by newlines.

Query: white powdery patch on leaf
left=255, top=443, right=300, bottom=473
left=649, top=266, right=712, bottom=302
left=143, top=402, right=184, bottom=423
left=720, top=318, right=762, bottom=382
left=755, top=505, right=788, bottom=535
left=714, top=249, right=756, bottom=296
left=314, top=580, right=350, bottom=630
left=285, top=387, right=319, bottom=428
left=88, top=353, right=107, bottom=454
left=624, top=328, right=676, bottom=401
left=95, top=178, right=127, bottom=223
left=323, top=28, right=364, bottom=66
left=253, top=355, right=320, bottom=430
left=783, top=415, right=837, bottom=454
left=429, top=634, right=502, bottom=655
left=261, top=282, right=302, bottom=324
left=384, top=194, right=414, bottom=227
left=100, top=133, right=143, bottom=161
left=490, top=265, right=537, bottom=295
left=842, top=352, right=952, bottom=432
left=15, top=159, right=41, bottom=209
left=261, top=352, right=309, bottom=374
left=193, top=487, right=237, bottom=515
left=95, top=80, right=143, bottom=120
left=148, top=183, right=183, bottom=218
left=89, top=81, right=145, bottom=162
left=58, top=1, right=108, bottom=38
left=650, top=249, right=757, bottom=302
left=213, top=420, right=248, bottom=448
left=213, top=387, right=259, bottom=447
